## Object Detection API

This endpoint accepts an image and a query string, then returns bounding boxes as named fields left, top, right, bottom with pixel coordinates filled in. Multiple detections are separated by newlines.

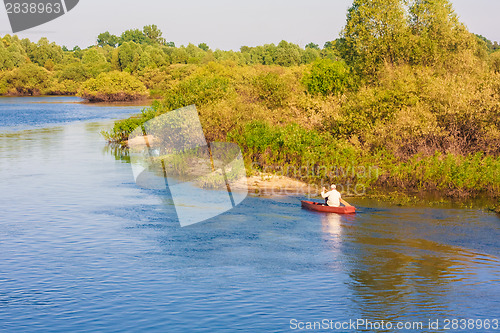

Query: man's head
left=331, top=184, right=336, bottom=189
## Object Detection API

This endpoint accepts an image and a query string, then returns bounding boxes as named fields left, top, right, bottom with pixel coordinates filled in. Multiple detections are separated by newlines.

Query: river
left=0, top=97, right=499, bottom=332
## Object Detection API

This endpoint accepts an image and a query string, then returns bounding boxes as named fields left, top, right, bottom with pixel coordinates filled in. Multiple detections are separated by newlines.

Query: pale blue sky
left=0, top=0, right=499, bottom=50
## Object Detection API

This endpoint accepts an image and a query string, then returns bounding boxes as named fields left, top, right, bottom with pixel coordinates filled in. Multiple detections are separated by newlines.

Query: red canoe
left=301, top=200, right=356, bottom=214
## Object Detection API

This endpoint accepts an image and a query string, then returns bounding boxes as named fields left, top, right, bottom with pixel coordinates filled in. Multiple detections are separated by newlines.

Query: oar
left=340, top=198, right=352, bottom=207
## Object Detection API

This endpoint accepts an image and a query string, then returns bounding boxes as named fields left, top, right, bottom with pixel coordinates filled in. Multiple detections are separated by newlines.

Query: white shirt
left=321, top=189, right=341, bottom=207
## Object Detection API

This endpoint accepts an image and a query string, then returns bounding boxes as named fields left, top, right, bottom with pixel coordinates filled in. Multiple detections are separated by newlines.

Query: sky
left=0, top=0, right=499, bottom=50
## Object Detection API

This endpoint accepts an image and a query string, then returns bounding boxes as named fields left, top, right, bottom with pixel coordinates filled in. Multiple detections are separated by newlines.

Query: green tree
left=117, top=41, right=142, bottom=71
left=56, top=62, right=89, bottom=82
left=275, top=40, right=302, bottom=66
left=198, top=43, right=210, bottom=51
left=305, top=42, right=320, bottom=50
left=143, top=24, right=166, bottom=45
left=301, top=47, right=320, bottom=64
left=119, top=29, right=148, bottom=45
left=82, top=48, right=111, bottom=77
left=0, top=38, right=26, bottom=69
left=28, top=37, right=63, bottom=66
left=341, top=0, right=410, bottom=74
left=97, top=31, right=119, bottom=47
left=408, top=0, right=476, bottom=65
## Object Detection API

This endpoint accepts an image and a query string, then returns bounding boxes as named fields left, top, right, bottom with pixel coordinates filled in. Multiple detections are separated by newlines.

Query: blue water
left=0, top=98, right=499, bottom=332
left=0, top=96, right=145, bottom=131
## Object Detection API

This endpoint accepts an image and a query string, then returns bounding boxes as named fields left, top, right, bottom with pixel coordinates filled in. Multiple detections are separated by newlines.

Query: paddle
left=340, top=198, right=352, bottom=207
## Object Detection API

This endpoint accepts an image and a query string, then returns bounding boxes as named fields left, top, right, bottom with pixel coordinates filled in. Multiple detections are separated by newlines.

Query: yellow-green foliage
left=0, top=64, right=52, bottom=95
left=79, top=71, right=149, bottom=102
left=302, top=59, right=351, bottom=96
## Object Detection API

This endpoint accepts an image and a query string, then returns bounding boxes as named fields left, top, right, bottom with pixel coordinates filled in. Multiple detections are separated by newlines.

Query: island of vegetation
left=1, top=0, right=499, bottom=206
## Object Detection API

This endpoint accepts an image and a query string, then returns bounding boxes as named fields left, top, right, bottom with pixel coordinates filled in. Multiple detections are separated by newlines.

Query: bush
left=161, top=72, right=232, bottom=110
left=251, top=71, right=290, bottom=109
left=79, top=70, right=149, bottom=102
left=302, top=59, right=351, bottom=96
left=1, top=64, right=52, bottom=95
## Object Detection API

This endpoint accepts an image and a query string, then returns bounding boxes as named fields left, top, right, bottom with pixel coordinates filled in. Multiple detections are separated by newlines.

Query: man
left=321, top=184, right=341, bottom=207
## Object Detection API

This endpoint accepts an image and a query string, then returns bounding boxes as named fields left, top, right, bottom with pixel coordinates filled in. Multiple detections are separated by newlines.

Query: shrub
left=161, top=72, right=231, bottom=110
left=79, top=70, right=149, bottom=102
left=251, top=71, right=290, bottom=109
left=1, top=64, right=52, bottom=95
left=302, top=59, right=351, bottom=96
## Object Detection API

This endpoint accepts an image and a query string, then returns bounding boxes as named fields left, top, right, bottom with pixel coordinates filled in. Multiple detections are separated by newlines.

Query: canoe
left=301, top=200, right=356, bottom=214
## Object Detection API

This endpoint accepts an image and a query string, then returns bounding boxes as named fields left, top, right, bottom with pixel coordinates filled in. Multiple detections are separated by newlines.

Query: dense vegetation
left=0, top=24, right=333, bottom=99
left=2, top=2, right=500, bottom=199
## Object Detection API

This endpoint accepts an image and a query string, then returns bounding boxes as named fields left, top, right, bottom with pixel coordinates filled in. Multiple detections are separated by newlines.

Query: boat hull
left=301, top=200, right=356, bottom=214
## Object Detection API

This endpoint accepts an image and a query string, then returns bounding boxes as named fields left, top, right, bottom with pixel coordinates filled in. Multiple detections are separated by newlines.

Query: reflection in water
left=341, top=207, right=500, bottom=325
left=321, top=213, right=342, bottom=251
left=321, top=213, right=342, bottom=237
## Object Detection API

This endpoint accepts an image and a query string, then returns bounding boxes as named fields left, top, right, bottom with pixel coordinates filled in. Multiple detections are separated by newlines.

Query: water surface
left=0, top=97, right=499, bottom=332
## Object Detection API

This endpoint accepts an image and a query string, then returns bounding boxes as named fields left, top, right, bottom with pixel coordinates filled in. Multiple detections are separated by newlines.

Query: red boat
left=301, top=200, right=356, bottom=214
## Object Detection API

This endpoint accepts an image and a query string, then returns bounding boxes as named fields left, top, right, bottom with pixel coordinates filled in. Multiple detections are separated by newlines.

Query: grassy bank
left=104, top=60, right=500, bottom=199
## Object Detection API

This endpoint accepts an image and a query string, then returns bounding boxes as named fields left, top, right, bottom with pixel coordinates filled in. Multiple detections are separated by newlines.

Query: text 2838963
left=5, top=2, right=62, bottom=14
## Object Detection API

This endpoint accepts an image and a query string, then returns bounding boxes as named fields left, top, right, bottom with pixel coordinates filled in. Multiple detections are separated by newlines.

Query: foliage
left=1, top=64, right=52, bottom=95
left=251, top=71, right=290, bottom=109
left=342, top=0, right=410, bottom=73
left=198, top=43, right=209, bottom=51
left=143, top=25, right=166, bottom=45
left=82, top=48, right=111, bottom=77
left=302, top=59, right=351, bottom=96
left=161, top=71, right=232, bottom=111
left=97, top=32, right=119, bottom=47
left=79, top=71, right=149, bottom=102
left=342, top=0, right=479, bottom=74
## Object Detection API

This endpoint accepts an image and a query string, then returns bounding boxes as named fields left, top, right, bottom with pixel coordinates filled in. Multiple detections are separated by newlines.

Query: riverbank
left=239, top=170, right=500, bottom=211
left=239, top=173, right=317, bottom=196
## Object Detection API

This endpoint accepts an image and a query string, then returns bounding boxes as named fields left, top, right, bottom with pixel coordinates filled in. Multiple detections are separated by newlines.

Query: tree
left=97, top=31, right=119, bottom=47
left=117, top=42, right=142, bottom=71
left=82, top=48, right=111, bottom=77
left=275, top=40, right=301, bottom=66
left=408, top=0, right=476, bottom=64
left=119, top=29, right=148, bottom=45
left=3, top=63, right=52, bottom=95
left=305, top=42, right=319, bottom=50
left=27, top=37, right=63, bottom=67
left=341, top=0, right=410, bottom=74
left=198, top=43, right=209, bottom=51
left=301, top=47, right=320, bottom=64
left=143, top=24, right=166, bottom=45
